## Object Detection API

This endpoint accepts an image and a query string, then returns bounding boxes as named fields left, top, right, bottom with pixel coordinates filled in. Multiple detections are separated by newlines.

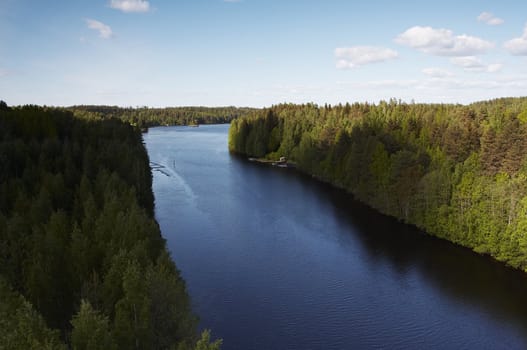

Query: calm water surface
left=144, top=124, right=527, bottom=350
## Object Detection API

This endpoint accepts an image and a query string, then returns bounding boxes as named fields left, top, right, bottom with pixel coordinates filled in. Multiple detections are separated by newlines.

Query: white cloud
left=85, top=19, right=113, bottom=39
left=335, top=46, right=398, bottom=69
left=487, top=63, right=503, bottom=73
left=395, top=26, right=494, bottom=56
left=423, top=77, right=527, bottom=90
left=339, top=76, right=527, bottom=93
left=477, top=12, right=504, bottom=26
left=422, top=68, right=454, bottom=77
left=450, top=56, right=502, bottom=73
left=110, top=0, right=150, bottom=13
left=358, top=80, right=419, bottom=89
left=504, top=24, right=527, bottom=55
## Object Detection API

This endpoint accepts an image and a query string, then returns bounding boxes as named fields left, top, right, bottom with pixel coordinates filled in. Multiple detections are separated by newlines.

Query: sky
left=1, top=0, right=527, bottom=107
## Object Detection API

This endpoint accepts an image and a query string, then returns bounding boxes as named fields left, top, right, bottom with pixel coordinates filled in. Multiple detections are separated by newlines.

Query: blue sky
left=1, top=0, right=527, bottom=107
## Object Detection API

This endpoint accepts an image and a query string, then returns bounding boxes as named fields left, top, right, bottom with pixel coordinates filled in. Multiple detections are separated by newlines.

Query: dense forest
left=229, top=97, right=527, bottom=272
left=67, top=105, right=257, bottom=129
left=0, top=102, right=221, bottom=349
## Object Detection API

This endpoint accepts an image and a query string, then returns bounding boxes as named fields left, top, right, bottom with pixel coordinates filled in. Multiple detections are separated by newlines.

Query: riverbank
left=228, top=100, right=527, bottom=273
left=248, top=156, right=296, bottom=168
left=146, top=124, right=527, bottom=349
left=0, top=105, right=217, bottom=349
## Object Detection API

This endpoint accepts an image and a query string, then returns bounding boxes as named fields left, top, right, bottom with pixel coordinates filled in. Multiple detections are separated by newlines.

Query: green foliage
left=113, top=260, right=152, bottom=349
left=229, top=98, right=527, bottom=271
left=0, top=278, right=65, bottom=350
left=0, top=104, right=217, bottom=348
left=148, top=251, right=197, bottom=349
left=67, top=105, right=257, bottom=129
left=194, top=330, right=222, bottom=350
left=70, top=300, right=115, bottom=350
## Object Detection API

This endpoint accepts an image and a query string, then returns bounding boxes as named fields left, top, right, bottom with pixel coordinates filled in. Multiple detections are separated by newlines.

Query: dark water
left=144, top=124, right=527, bottom=350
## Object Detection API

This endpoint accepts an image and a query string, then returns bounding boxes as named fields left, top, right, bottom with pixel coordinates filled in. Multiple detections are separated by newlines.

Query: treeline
left=67, top=105, right=258, bottom=128
left=0, top=102, right=221, bottom=349
left=229, top=98, right=527, bottom=272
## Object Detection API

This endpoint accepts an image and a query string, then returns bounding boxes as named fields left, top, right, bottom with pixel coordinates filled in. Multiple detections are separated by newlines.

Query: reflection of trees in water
left=266, top=164, right=527, bottom=337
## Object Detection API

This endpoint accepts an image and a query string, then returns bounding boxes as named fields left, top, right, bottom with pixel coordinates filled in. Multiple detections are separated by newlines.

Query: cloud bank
left=422, top=68, right=454, bottom=78
left=504, top=24, right=527, bottom=55
left=450, top=56, right=502, bottom=72
left=335, top=46, right=398, bottom=69
left=395, top=26, right=494, bottom=56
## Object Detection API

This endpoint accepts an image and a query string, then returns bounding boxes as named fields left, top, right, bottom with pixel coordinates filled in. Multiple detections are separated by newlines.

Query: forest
left=67, top=105, right=257, bottom=129
left=0, top=102, right=221, bottom=349
left=229, top=97, right=527, bottom=272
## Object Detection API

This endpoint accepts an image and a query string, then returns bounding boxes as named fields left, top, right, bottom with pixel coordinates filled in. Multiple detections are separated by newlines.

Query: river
left=144, top=124, right=527, bottom=350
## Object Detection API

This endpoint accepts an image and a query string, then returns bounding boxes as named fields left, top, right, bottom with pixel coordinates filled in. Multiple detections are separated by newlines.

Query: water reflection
left=260, top=159, right=527, bottom=337
left=147, top=126, right=527, bottom=350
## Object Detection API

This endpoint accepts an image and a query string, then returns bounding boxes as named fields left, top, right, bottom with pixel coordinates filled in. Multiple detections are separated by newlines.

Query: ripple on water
left=144, top=125, right=527, bottom=350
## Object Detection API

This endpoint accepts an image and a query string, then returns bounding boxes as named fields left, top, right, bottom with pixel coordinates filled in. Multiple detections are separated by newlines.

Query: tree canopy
left=66, top=105, right=257, bottom=129
left=229, top=98, right=527, bottom=272
left=0, top=103, right=221, bottom=349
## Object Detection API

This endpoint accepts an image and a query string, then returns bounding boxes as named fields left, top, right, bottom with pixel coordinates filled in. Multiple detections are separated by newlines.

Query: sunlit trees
left=67, top=105, right=256, bottom=128
left=70, top=300, right=115, bottom=350
left=229, top=97, right=527, bottom=272
left=0, top=278, right=65, bottom=350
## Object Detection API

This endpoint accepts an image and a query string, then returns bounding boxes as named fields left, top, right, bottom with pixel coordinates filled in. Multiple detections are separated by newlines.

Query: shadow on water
left=230, top=154, right=527, bottom=337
